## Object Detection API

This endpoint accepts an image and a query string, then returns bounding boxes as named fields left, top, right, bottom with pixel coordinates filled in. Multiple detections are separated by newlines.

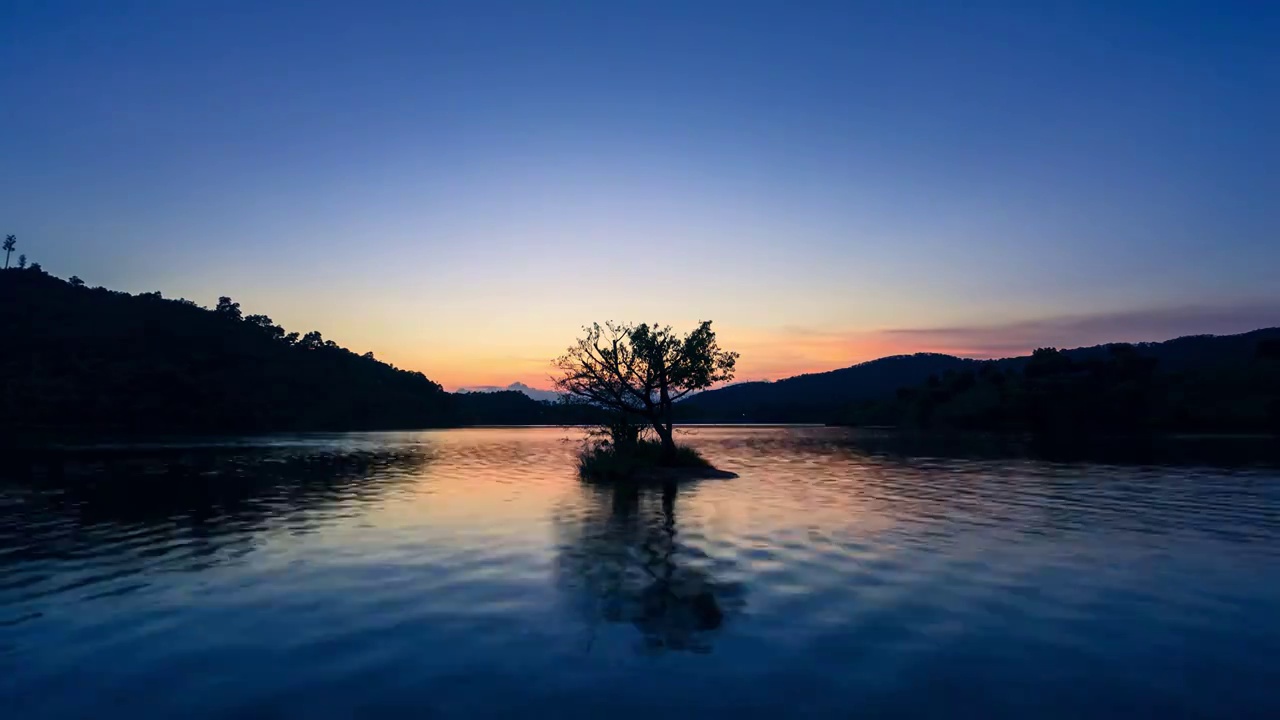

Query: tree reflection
left=0, top=442, right=432, bottom=572
left=554, top=480, right=745, bottom=654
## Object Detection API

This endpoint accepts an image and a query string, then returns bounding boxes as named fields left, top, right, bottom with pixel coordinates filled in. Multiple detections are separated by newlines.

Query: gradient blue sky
left=2, top=0, right=1277, bottom=387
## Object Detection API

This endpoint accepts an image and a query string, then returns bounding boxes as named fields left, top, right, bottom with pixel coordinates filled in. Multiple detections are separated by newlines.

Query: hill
left=843, top=332, right=1280, bottom=433
left=680, top=330, right=1280, bottom=429
left=452, top=389, right=603, bottom=426
left=678, top=353, right=975, bottom=422
left=1, top=267, right=454, bottom=434
left=7, top=265, right=1275, bottom=435
left=1049, top=330, right=1280, bottom=373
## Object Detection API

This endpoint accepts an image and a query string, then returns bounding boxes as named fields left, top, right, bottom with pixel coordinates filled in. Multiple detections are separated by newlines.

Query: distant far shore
left=6, top=424, right=1275, bottom=452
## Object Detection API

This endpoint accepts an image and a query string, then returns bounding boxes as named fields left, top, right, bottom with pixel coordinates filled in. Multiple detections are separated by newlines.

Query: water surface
left=3, top=427, right=1279, bottom=718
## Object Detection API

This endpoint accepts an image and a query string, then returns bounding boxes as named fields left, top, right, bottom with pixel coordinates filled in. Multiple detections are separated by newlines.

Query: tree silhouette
left=69, top=276, right=85, bottom=287
left=2, top=235, right=14, bottom=269
left=17, top=254, right=26, bottom=269
left=553, top=321, right=737, bottom=460
left=215, top=296, right=242, bottom=320
left=245, top=313, right=286, bottom=341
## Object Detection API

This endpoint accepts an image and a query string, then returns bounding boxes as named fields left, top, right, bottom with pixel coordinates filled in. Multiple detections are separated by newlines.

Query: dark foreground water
left=3, top=427, right=1280, bottom=719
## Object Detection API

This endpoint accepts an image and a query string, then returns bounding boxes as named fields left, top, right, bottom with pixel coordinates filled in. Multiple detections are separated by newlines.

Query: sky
left=2, top=0, right=1277, bottom=389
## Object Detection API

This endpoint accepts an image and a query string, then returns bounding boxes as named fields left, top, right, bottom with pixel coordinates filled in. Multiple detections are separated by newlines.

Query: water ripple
left=2, top=427, right=1279, bottom=718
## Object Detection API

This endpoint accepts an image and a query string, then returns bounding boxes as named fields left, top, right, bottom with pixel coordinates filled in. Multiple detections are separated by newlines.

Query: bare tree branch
left=552, top=320, right=738, bottom=457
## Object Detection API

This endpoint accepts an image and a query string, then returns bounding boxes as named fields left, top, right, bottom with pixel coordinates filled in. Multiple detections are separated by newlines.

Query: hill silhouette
left=6, top=266, right=1276, bottom=436
left=1, top=267, right=455, bottom=435
left=452, top=389, right=603, bottom=426
left=678, top=353, right=975, bottom=422
left=681, top=330, right=1280, bottom=432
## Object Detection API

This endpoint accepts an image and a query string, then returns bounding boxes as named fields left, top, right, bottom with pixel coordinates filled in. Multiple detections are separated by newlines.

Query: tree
left=553, top=321, right=737, bottom=460
left=245, top=313, right=286, bottom=341
left=2, top=235, right=14, bottom=269
left=17, top=254, right=27, bottom=269
left=1025, top=347, right=1070, bottom=378
left=215, top=296, right=242, bottom=320
left=69, top=276, right=85, bottom=287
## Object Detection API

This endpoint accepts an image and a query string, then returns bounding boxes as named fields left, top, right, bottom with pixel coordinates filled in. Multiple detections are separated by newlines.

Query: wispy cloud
left=880, top=301, right=1280, bottom=358
left=728, top=300, right=1280, bottom=380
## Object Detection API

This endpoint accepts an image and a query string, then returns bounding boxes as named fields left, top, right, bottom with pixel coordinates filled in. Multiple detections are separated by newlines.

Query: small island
left=577, top=436, right=736, bottom=483
left=551, top=321, right=740, bottom=483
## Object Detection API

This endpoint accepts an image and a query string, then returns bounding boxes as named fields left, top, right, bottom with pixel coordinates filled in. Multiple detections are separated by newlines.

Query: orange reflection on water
left=358, top=427, right=902, bottom=549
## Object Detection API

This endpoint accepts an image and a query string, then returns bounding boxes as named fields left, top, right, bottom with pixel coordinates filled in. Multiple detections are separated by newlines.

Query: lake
left=3, top=426, right=1279, bottom=718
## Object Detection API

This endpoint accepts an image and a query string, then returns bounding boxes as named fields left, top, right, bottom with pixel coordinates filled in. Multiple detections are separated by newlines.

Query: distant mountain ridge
left=679, top=330, right=1280, bottom=423
left=457, top=382, right=561, bottom=403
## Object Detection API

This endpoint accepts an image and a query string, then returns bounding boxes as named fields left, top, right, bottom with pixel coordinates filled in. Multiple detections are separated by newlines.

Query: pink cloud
left=880, top=301, right=1280, bottom=358
left=730, top=300, right=1280, bottom=380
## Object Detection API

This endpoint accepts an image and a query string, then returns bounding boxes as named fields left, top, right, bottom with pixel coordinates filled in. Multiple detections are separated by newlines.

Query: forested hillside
left=677, top=353, right=976, bottom=422
left=1, top=267, right=454, bottom=434
left=680, top=330, right=1280, bottom=433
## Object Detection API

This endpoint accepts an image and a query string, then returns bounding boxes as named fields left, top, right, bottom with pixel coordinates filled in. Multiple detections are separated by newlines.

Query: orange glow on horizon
left=384, top=326, right=1014, bottom=392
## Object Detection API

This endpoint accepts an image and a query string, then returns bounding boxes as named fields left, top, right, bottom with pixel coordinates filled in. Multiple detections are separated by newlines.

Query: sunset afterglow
left=3, top=2, right=1275, bottom=390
